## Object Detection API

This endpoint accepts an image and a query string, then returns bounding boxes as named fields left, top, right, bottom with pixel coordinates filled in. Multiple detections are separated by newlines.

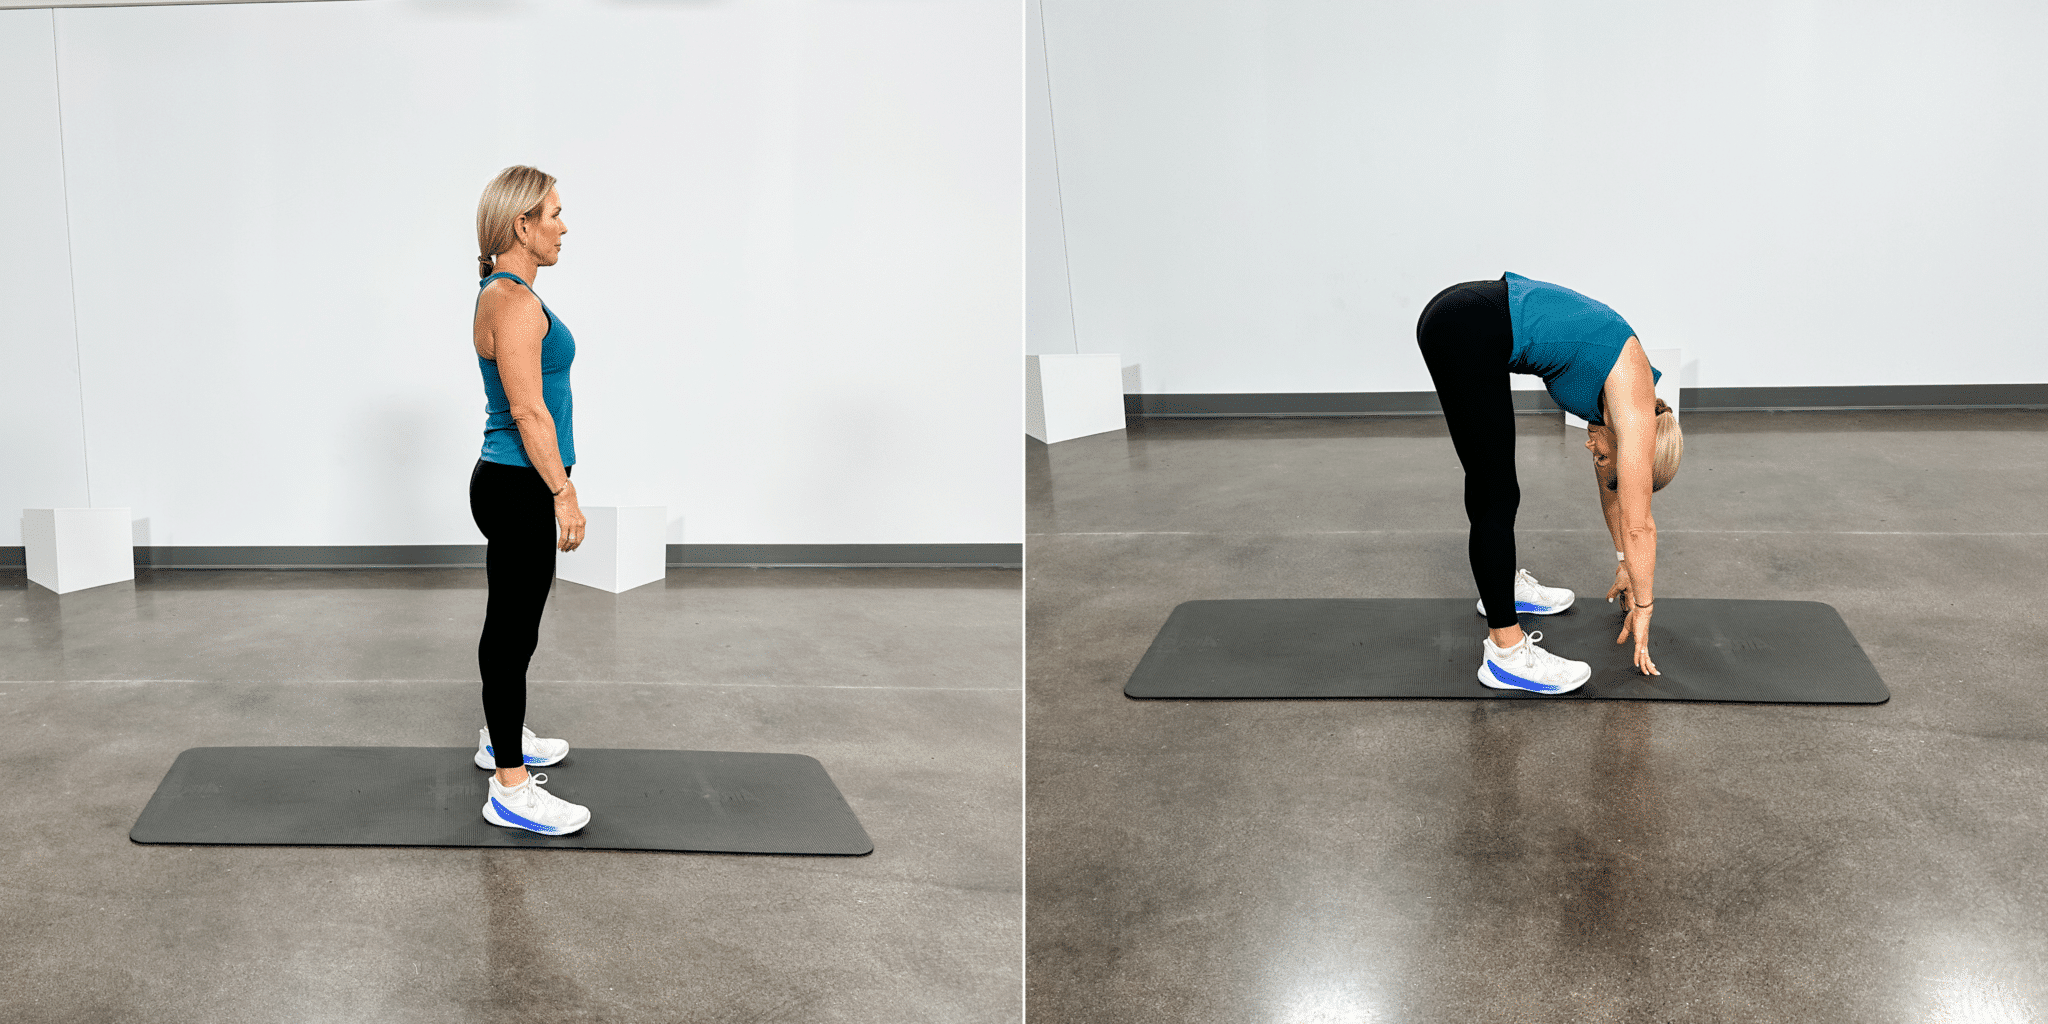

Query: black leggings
left=1415, top=278, right=1520, bottom=631
left=468, top=458, right=570, bottom=770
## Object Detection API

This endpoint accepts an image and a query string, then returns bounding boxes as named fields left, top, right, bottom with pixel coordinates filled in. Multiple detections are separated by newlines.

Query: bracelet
left=1633, top=600, right=1653, bottom=608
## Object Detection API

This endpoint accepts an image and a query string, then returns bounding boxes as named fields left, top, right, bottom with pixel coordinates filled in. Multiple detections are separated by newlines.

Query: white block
left=21, top=508, right=134, bottom=595
left=1026, top=353, right=1127, bottom=444
left=554, top=506, right=667, bottom=594
left=1565, top=347, right=1682, bottom=430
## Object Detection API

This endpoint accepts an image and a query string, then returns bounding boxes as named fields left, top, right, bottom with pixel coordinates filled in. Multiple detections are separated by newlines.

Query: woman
left=1415, top=272, right=1684, bottom=695
left=467, top=165, right=591, bottom=834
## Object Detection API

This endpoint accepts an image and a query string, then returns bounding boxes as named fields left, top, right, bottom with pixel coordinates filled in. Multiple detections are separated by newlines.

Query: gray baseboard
left=670, top=544, right=1018, bottom=568
left=1127, top=392, right=1561, bottom=416
left=1662, top=383, right=2047, bottom=413
left=1124, top=383, right=2048, bottom=417
left=0, top=543, right=1021, bottom=570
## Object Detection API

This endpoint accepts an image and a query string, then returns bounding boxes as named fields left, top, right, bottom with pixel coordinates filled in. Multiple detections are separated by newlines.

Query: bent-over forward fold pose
left=1415, top=273, right=1684, bottom=695
left=468, top=165, right=592, bottom=835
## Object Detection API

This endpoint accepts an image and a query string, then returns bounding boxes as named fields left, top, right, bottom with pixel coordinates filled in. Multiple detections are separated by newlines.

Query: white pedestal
left=1026, top=353, right=1127, bottom=444
left=555, top=506, right=667, bottom=594
left=22, top=508, right=134, bottom=595
left=1566, top=347, right=1682, bottom=430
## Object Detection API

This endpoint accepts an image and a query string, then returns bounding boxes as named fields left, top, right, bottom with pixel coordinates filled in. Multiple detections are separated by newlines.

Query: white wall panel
left=1026, top=0, right=1078, bottom=356
left=0, top=9, right=91, bottom=526
left=1039, top=0, right=2048, bottom=395
left=2, top=0, right=1019, bottom=549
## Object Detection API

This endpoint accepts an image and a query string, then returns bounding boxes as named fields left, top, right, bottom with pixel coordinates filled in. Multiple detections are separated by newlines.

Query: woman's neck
left=493, top=250, right=541, bottom=286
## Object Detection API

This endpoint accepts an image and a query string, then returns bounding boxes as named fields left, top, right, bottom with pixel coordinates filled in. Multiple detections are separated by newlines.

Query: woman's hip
left=1416, top=277, right=1512, bottom=363
left=469, top=458, right=566, bottom=537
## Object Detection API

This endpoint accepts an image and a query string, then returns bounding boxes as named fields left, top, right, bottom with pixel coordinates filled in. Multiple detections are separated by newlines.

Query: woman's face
left=1586, top=423, right=1619, bottom=492
left=518, top=188, right=567, bottom=265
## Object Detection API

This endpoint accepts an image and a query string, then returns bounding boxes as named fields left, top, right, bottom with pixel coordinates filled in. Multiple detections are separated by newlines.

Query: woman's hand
left=1616, top=602, right=1659, bottom=675
left=1605, top=563, right=1633, bottom=606
left=554, top=482, right=585, bottom=552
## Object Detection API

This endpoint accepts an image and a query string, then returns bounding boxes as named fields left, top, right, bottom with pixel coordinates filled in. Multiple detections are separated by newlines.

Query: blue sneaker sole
left=1476, top=658, right=1589, bottom=694
left=1477, top=594, right=1575, bottom=617
left=481, top=798, right=590, bottom=836
left=474, top=749, right=568, bottom=771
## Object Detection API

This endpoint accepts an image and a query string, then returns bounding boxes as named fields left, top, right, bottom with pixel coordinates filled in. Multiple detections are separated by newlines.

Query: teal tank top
left=1503, top=271, right=1659, bottom=425
left=475, top=271, right=574, bottom=467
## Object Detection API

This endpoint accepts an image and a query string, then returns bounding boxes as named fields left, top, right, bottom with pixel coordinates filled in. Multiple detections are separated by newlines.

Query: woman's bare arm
left=1598, top=468, right=1627, bottom=553
left=1604, top=337, right=1659, bottom=605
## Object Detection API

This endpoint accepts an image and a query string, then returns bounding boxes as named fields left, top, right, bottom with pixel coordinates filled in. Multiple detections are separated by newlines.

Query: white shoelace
left=1501, top=629, right=1564, bottom=667
left=499, top=772, right=549, bottom=805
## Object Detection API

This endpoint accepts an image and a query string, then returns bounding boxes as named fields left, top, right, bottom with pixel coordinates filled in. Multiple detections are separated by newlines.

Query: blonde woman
left=467, top=166, right=591, bottom=834
left=1414, top=273, right=1684, bottom=695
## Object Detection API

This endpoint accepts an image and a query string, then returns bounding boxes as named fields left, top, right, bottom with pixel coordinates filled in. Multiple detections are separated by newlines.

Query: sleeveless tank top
left=475, top=271, right=575, bottom=467
left=1503, top=271, right=1659, bottom=425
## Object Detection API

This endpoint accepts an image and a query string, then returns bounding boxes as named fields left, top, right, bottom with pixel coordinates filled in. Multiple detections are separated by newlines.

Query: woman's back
left=473, top=270, right=576, bottom=468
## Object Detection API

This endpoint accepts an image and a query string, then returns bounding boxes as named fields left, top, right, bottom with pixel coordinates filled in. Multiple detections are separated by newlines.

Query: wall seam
left=1035, top=0, right=1081, bottom=355
left=51, top=8, right=92, bottom=508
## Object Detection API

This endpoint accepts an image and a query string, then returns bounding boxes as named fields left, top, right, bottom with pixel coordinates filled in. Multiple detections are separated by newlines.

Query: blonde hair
left=1596, top=393, right=1685, bottom=492
left=475, top=165, right=557, bottom=278
left=1650, top=397, right=1684, bottom=492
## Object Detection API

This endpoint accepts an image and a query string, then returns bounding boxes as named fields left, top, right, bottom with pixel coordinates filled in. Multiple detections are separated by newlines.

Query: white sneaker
left=474, top=724, right=570, bottom=771
left=1478, top=629, right=1591, bottom=694
left=482, top=772, right=591, bottom=836
left=1477, top=568, right=1577, bottom=618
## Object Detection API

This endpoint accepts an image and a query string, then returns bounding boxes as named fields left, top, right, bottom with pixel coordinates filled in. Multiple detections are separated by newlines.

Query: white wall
left=0, top=0, right=321, bottom=7
left=1, top=0, right=1020, bottom=549
left=0, top=10, right=92, bottom=531
left=1039, top=0, right=2048, bottom=395
left=1026, top=0, right=1078, bottom=357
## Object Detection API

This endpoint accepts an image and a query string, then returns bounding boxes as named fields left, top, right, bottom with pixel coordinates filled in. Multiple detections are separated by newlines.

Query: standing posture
left=468, top=165, right=591, bottom=834
left=1415, top=273, right=1683, bottom=694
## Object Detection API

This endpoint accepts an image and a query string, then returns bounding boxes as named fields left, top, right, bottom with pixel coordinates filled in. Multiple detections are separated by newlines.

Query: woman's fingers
left=1635, top=615, right=1657, bottom=675
left=557, top=510, right=587, bottom=550
left=1614, top=607, right=1659, bottom=674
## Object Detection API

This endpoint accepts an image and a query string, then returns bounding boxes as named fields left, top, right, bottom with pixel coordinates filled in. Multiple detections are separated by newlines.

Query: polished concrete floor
left=1026, top=410, right=2048, bottom=1024
left=1, top=566, right=1020, bottom=1024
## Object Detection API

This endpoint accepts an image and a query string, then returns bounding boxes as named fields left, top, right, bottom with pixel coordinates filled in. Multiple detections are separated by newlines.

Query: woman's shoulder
left=479, top=274, right=533, bottom=297
left=477, top=276, right=541, bottom=313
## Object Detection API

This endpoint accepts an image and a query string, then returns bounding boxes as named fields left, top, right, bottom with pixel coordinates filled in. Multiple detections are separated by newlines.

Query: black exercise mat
left=131, top=747, right=873, bottom=854
left=1125, top=598, right=1888, bottom=704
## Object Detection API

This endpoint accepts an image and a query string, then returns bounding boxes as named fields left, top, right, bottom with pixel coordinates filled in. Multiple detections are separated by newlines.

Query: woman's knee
left=1463, top=474, right=1519, bottom=512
